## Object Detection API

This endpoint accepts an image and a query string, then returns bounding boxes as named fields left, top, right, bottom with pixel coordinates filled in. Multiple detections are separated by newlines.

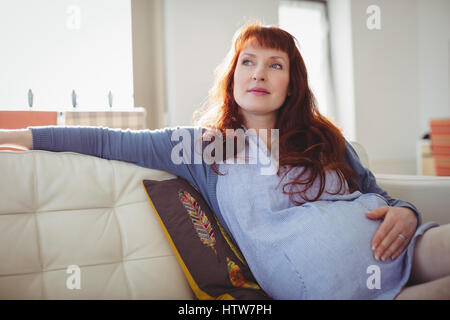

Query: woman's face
left=233, top=41, right=290, bottom=126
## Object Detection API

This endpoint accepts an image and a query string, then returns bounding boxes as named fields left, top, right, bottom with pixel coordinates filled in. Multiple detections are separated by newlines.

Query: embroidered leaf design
left=178, top=189, right=219, bottom=261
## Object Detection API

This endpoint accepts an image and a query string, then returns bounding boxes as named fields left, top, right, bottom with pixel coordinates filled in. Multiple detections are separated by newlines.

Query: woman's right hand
left=0, top=129, right=33, bottom=150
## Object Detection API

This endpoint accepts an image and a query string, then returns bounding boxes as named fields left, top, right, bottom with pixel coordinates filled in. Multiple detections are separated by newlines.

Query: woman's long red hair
left=193, top=22, right=359, bottom=204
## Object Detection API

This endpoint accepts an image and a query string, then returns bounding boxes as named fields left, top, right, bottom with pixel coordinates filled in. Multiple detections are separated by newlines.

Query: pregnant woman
left=1, top=22, right=449, bottom=299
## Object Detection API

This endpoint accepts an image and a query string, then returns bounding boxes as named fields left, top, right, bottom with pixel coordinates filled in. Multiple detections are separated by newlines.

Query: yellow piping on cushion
left=216, top=293, right=235, bottom=300
left=214, top=215, right=247, bottom=267
left=142, top=182, right=236, bottom=301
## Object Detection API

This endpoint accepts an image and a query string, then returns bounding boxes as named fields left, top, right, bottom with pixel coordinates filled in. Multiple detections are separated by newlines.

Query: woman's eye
left=272, top=63, right=282, bottom=69
left=242, top=59, right=252, bottom=66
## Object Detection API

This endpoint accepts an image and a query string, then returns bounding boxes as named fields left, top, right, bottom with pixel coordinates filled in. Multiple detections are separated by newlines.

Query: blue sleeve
left=29, top=125, right=209, bottom=194
left=344, top=140, right=422, bottom=227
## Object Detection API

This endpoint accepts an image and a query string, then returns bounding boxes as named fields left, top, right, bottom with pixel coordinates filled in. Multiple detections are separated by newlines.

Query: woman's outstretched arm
left=29, top=125, right=174, bottom=171
left=0, top=125, right=208, bottom=195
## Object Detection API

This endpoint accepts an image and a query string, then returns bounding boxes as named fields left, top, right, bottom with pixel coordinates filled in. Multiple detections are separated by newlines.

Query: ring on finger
left=381, top=234, right=406, bottom=261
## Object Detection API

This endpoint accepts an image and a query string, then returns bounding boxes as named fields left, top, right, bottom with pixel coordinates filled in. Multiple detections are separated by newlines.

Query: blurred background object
left=430, top=118, right=450, bottom=176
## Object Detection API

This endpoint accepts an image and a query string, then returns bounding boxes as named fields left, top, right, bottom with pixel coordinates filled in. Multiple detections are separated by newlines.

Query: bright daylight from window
left=279, top=0, right=333, bottom=119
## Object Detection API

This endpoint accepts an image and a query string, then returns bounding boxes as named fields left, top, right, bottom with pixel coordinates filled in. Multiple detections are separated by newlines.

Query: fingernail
left=381, top=257, right=386, bottom=262
left=371, top=245, right=376, bottom=251
left=375, top=255, right=379, bottom=261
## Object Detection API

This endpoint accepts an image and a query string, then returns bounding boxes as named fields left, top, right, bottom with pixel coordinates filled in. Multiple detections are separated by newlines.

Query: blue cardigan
left=30, top=125, right=422, bottom=237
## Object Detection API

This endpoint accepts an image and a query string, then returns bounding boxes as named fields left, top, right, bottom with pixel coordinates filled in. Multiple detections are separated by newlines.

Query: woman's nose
left=252, top=67, right=265, bottom=81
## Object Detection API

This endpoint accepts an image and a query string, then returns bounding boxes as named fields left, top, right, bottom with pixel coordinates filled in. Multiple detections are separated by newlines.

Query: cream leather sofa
left=0, top=143, right=449, bottom=300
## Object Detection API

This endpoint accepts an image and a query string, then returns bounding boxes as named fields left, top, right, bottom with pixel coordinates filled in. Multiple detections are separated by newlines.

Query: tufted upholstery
left=0, top=150, right=194, bottom=299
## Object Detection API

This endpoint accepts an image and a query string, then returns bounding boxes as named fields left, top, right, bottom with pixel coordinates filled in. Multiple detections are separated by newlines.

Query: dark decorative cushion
left=142, top=177, right=271, bottom=300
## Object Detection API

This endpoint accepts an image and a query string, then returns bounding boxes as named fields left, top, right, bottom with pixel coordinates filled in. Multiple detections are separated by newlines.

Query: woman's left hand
left=365, top=206, right=418, bottom=261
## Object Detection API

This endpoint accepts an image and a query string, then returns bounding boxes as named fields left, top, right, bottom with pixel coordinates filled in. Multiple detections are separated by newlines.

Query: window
left=279, top=0, right=335, bottom=120
left=0, top=0, right=134, bottom=110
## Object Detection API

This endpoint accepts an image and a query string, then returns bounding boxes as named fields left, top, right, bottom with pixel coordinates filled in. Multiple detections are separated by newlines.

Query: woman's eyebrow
left=241, top=52, right=286, bottom=62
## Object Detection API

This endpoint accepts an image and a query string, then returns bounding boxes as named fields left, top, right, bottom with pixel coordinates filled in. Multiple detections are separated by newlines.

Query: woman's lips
left=250, top=91, right=269, bottom=96
left=249, top=89, right=269, bottom=96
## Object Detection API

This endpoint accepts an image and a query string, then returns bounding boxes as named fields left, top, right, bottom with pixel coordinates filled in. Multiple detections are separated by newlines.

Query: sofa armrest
left=375, top=174, right=450, bottom=225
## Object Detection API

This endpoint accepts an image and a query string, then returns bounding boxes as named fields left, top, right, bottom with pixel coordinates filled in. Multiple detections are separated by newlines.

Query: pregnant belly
left=252, top=193, right=403, bottom=299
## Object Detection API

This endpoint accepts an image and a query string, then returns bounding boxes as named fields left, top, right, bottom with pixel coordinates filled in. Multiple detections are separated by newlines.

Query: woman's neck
left=241, top=114, right=278, bottom=153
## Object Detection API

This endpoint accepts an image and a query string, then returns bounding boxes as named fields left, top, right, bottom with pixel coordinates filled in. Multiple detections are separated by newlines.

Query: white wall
left=0, top=0, right=134, bottom=110
left=164, top=0, right=280, bottom=127
left=330, top=0, right=449, bottom=174
left=417, top=0, right=450, bottom=136
left=350, top=0, right=420, bottom=174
